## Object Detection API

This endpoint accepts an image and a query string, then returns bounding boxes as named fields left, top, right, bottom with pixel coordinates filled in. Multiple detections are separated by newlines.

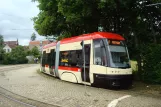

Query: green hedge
left=3, top=53, right=28, bottom=65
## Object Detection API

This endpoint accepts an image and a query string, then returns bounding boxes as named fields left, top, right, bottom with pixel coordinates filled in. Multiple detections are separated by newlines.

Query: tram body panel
left=59, top=40, right=91, bottom=51
left=106, top=67, right=132, bottom=75
left=58, top=69, right=82, bottom=83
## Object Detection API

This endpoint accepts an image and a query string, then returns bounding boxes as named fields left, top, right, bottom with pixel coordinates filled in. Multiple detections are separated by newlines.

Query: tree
left=0, top=35, right=4, bottom=64
left=0, top=47, right=5, bottom=64
left=31, top=33, right=36, bottom=41
left=0, top=35, right=4, bottom=47
left=31, top=46, right=40, bottom=58
left=32, top=0, right=161, bottom=82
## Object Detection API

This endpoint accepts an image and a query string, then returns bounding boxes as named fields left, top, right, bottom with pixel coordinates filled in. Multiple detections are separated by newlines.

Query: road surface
left=0, top=64, right=161, bottom=107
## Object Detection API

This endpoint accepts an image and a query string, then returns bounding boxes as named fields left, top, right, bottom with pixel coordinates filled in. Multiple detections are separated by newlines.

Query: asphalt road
left=0, top=64, right=161, bottom=107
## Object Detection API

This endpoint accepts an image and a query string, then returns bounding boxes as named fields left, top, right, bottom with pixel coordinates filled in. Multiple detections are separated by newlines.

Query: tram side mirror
left=80, top=41, right=84, bottom=47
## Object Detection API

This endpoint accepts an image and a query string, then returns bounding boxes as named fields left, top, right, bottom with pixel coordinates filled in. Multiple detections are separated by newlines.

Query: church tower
left=17, top=38, right=19, bottom=45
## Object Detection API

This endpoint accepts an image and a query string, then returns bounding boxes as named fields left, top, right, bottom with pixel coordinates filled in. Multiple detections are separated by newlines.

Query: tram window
left=59, top=51, right=69, bottom=66
left=42, top=51, right=46, bottom=67
left=93, top=39, right=107, bottom=66
left=59, top=50, right=83, bottom=67
left=46, top=53, right=49, bottom=64
left=48, top=53, right=52, bottom=65
left=51, top=49, right=55, bottom=66
left=84, top=45, right=90, bottom=65
left=76, top=50, right=83, bottom=66
left=68, top=51, right=76, bottom=66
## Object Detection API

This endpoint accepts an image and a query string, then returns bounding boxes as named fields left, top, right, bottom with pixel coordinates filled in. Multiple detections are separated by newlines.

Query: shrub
left=141, top=44, right=161, bottom=84
left=3, top=46, right=28, bottom=64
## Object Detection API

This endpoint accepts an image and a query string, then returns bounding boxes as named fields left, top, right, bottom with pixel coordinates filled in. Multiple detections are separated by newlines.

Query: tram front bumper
left=93, top=74, right=133, bottom=87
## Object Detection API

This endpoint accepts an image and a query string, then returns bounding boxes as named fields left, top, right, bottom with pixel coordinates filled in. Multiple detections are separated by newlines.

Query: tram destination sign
left=108, top=40, right=123, bottom=46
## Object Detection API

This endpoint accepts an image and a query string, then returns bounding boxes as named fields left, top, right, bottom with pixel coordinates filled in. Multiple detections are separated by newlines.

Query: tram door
left=81, top=44, right=90, bottom=82
left=49, top=49, right=56, bottom=75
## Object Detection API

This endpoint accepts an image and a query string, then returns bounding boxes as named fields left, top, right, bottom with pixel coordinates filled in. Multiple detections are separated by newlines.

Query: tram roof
left=43, top=32, right=124, bottom=49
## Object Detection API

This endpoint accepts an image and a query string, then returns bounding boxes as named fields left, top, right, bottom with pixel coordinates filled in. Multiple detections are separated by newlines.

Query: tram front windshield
left=108, top=40, right=130, bottom=68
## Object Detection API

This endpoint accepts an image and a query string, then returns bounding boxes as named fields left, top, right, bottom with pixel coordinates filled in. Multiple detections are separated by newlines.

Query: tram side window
left=50, top=49, right=55, bottom=66
left=47, top=53, right=51, bottom=65
left=93, top=39, right=107, bottom=66
left=59, top=50, right=83, bottom=67
left=59, top=51, right=69, bottom=66
left=76, top=50, right=83, bottom=66
left=70, top=50, right=78, bottom=66
left=45, top=53, right=49, bottom=65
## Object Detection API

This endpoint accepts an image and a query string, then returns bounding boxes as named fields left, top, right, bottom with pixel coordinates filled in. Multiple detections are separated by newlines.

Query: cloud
left=0, top=0, right=45, bottom=45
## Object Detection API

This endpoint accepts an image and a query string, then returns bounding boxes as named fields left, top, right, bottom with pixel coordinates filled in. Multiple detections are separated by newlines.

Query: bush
left=3, top=53, right=12, bottom=64
left=141, top=44, right=161, bottom=84
left=3, top=46, right=28, bottom=64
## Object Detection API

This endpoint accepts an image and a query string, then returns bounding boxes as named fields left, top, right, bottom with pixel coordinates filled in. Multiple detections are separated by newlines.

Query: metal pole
left=82, top=41, right=87, bottom=94
left=83, top=41, right=86, bottom=83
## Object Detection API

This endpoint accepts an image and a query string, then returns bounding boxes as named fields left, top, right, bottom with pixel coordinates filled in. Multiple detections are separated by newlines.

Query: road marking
left=107, top=95, right=131, bottom=107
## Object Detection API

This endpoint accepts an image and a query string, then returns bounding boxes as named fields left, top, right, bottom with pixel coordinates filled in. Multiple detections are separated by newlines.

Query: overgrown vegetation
left=141, top=44, right=161, bottom=84
left=0, top=35, right=5, bottom=64
left=3, top=46, right=28, bottom=64
left=0, top=35, right=40, bottom=65
left=32, top=0, right=161, bottom=84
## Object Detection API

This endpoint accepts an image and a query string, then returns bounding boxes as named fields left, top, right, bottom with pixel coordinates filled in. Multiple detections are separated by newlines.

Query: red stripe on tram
left=45, top=65, right=49, bottom=67
left=58, top=66, right=80, bottom=72
left=46, top=65, right=81, bottom=72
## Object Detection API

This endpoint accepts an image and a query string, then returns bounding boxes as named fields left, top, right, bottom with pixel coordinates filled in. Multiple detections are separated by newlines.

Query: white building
left=3, top=44, right=12, bottom=53
left=3, top=40, right=18, bottom=53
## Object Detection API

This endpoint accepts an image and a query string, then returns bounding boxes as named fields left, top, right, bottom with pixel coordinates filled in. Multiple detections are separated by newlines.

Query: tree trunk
left=134, top=34, right=142, bottom=79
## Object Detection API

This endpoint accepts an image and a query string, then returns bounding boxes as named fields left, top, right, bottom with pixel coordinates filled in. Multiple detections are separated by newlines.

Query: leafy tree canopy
left=31, top=46, right=40, bottom=58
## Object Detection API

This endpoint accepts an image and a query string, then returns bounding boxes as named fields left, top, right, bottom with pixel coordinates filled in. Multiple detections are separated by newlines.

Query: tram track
left=0, top=86, right=60, bottom=107
left=0, top=64, right=60, bottom=107
left=0, top=64, right=37, bottom=72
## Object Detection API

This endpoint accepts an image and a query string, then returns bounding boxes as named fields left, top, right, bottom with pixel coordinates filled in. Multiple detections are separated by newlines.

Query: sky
left=0, top=0, right=45, bottom=46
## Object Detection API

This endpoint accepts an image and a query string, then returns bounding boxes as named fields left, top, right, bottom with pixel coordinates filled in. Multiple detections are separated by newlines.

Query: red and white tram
left=40, top=32, right=133, bottom=87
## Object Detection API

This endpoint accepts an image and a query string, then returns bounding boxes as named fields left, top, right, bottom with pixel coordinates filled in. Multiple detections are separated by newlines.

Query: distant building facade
left=3, top=40, right=18, bottom=53
left=29, top=40, right=50, bottom=52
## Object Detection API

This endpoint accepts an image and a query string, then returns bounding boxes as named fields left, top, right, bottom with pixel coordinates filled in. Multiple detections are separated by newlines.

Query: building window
left=8, top=49, right=10, bottom=52
left=4, top=49, right=6, bottom=52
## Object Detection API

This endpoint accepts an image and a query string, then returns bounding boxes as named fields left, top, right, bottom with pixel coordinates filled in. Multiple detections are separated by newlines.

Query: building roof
left=23, top=46, right=29, bottom=50
left=29, top=40, right=50, bottom=46
left=43, top=32, right=125, bottom=49
left=4, top=41, right=18, bottom=49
